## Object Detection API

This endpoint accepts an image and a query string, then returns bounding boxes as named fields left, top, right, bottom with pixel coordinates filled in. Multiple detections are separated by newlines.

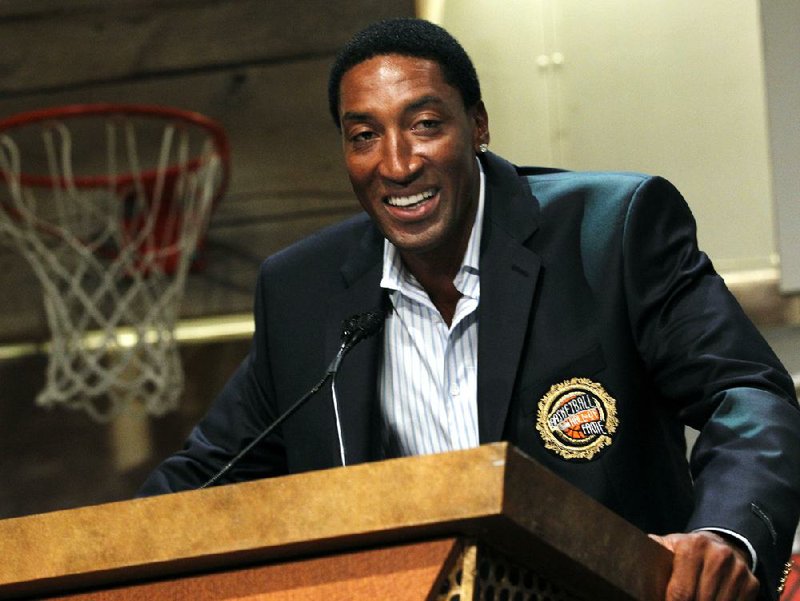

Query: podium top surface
left=0, top=443, right=670, bottom=600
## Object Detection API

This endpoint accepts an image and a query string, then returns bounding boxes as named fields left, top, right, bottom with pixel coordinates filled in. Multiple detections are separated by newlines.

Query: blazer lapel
left=477, top=153, right=542, bottom=443
left=324, top=225, right=386, bottom=466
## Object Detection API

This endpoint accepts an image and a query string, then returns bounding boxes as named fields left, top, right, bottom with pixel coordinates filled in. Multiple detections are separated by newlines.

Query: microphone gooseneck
left=330, top=309, right=386, bottom=466
left=199, top=309, right=385, bottom=490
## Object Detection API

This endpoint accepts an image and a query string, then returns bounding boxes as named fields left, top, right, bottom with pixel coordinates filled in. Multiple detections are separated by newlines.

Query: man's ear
left=472, top=100, right=490, bottom=149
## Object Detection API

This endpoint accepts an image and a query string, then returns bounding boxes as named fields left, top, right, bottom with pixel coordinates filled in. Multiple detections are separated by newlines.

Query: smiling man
left=140, top=18, right=800, bottom=601
left=338, top=53, right=487, bottom=326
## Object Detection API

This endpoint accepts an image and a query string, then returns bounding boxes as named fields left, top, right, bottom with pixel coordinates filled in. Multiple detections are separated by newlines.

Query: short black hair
left=328, top=18, right=482, bottom=128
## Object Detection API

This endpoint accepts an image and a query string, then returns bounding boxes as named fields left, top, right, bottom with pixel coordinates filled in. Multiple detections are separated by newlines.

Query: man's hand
left=649, top=531, right=759, bottom=601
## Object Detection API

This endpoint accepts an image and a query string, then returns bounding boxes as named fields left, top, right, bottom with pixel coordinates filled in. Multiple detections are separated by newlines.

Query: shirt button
left=450, top=385, right=460, bottom=397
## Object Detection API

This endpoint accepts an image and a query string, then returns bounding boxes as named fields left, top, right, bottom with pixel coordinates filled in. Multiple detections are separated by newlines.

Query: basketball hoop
left=0, top=104, right=230, bottom=421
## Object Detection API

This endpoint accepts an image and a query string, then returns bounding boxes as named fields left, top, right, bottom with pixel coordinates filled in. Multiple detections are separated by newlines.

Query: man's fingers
left=692, top=533, right=759, bottom=601
left=713, top=562, right=759, bottom=601
left=649, top=532, right=676, bottom=552
left=649, top=531, right=759, bottom=601
left=696, top=542, right=734, bottom=601
left=664, top=533, right=703, bottom=601
left=708, top=549, right=759, bottom=601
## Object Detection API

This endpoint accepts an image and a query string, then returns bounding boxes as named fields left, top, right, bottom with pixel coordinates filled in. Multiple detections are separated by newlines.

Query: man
left=140, top=18, right=800, bottom=601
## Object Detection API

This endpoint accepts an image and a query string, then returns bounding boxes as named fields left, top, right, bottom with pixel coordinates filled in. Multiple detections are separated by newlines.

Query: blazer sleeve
left=621, top=175, right=800, bottom=599
left=137, top=260, right=288, bottom=496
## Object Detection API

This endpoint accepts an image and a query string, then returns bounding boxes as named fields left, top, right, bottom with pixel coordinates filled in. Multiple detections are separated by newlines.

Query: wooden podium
left=0, top=443, right=671, bottom=600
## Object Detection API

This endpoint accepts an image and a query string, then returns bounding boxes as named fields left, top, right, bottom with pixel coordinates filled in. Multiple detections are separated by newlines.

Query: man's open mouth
left=385, top=188, right=438, bottom=208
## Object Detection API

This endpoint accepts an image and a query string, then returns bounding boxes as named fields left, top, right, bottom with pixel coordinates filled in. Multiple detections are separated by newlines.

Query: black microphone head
left=340, top=310, right=385, bottom=346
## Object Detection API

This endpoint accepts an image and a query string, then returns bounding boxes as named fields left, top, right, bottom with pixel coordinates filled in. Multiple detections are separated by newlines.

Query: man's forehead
left=341, top=54, right=447, bottom=88
left=339, top=55, right=457, bottom=110
left=340, top=94, right=447, bottom=124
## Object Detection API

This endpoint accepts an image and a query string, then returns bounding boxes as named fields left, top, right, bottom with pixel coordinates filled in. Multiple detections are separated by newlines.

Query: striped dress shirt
left=379, top=161, right=485, bottom=457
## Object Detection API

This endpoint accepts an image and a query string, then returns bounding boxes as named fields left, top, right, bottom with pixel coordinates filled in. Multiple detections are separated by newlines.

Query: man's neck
left=401, top=252, right=464, bottom=327
left=399, top=194, right=478, bottom=326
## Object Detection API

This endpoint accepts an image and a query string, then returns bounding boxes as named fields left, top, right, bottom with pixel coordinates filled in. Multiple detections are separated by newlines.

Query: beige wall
left=433, top=0, right=776, bottom=274
left=760, top=0, right=800, bottom=293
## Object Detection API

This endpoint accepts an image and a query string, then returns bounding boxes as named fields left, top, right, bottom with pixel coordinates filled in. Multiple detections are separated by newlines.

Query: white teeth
left=386, top=188, right=436, bottom=207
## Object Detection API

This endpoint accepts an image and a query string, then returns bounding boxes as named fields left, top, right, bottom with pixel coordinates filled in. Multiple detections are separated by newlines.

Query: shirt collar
left=381, top=158, right=485, bottom=295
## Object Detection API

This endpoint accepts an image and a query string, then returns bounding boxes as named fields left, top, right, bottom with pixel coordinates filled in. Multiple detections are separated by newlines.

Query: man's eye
left=351, top=131, right=376, bottom=143
left=413, top=120, right=441, bottom=131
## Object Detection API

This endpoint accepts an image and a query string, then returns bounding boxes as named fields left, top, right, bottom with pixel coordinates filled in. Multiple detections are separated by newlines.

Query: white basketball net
left=0, top=109, right=226, bottom=421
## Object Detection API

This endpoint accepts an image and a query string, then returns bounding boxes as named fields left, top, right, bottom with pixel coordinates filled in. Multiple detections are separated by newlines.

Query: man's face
left=338, top=54, right=488, bottom=263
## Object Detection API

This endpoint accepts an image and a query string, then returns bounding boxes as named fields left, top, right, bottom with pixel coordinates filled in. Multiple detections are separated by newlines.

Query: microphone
left=329, top=310, right=386, bottom=373
left=199, top=310, right=385, bottom=489
left=329, top=310, right=385, bottom=466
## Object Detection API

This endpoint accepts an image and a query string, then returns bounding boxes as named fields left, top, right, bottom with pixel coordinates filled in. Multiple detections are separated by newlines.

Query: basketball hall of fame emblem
left=536, top=378, right=619, bottom=460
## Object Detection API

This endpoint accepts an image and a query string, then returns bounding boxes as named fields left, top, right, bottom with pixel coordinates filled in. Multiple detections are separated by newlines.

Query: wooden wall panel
left=0, top=58, right=362, bottom=340
left=0, top=58, right=353, bottom=192
left=0, top=0, right=412, bottom=95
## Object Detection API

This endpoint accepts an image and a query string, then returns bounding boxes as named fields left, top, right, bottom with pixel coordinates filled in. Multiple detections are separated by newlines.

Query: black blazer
left=140, top=152, right=800, bottom=599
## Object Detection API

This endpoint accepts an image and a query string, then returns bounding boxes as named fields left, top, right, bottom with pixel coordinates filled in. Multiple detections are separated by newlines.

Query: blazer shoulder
left=262, top=212, right=375, bottom=275
left=517, top=168, right=689, bottom=231
left=518, top=167, right=652, bottom=203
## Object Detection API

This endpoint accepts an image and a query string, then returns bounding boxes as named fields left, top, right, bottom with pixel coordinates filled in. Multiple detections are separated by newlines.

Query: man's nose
left=378, top=133, right=422, bottom=184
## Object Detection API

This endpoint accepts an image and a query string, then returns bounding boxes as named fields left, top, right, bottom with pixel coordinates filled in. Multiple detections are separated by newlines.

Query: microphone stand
left=199, top=310, right=384, bottom=490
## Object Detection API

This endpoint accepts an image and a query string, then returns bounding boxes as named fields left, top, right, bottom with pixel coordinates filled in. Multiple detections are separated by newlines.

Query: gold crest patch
left=536, top=378, right=618, bottom=460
